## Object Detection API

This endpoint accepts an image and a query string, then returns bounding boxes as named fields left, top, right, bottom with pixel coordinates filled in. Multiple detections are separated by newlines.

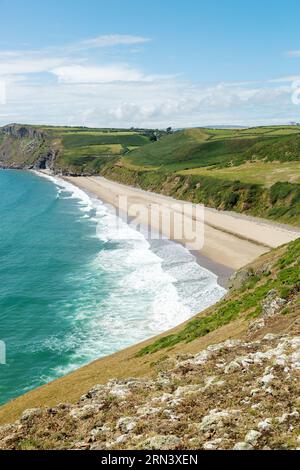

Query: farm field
left=179, top=161, right=300, bottom=187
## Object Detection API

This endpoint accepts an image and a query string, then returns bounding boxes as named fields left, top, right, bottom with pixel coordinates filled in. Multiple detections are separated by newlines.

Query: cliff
left=0, top=124, right=57, bottom=171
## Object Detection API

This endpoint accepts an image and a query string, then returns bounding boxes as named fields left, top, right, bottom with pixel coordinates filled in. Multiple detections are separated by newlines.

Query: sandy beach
left=65, top=176, right=300, bottom=273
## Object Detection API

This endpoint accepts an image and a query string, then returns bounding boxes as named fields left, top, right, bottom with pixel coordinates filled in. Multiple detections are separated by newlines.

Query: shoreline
left=64, top=175, right=300, bottom=272
left=62, top=175, right=234, bottom=288
left=0, top=170, right=299, bottom=425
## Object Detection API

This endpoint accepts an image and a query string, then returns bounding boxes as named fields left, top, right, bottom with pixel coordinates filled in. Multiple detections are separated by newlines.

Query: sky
left=0, top=0, right=300, bottom=128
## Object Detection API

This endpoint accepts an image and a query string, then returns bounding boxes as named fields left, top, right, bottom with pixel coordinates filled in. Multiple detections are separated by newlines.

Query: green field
left=123, top=127, right=300, bottom=172
left=43, top=127, right=152, bottom=174
left=179, top=161, right=300, bottom=187
left=100, top=126, right=300, bottom=226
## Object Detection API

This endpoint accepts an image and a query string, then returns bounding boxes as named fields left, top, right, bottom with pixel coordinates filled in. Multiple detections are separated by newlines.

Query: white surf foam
left=34, top=171, right=226, bottom=377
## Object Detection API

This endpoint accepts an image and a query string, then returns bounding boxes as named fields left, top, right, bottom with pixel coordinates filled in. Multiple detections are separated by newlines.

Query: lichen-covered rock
left=233, top=442, right=253, bottom=450
left=199, top=409, right=239, bottom=432
left=20, top=408, right=42, bottom=423
left=141, top=435, right=181, bottom=450
left=244, top=430, right=261, bottom=446
left=69, top=404, right=103, bottom=420
left=261, top=290, right=286, bottom=318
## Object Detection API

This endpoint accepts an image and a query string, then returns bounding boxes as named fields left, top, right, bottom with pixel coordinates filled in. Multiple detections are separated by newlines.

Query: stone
left=257, top=419, right=273, bottom=433
left=136, top=405, right=160, bottom=417
left=263, top=334, right=277, bottom=341
left=261, top=290, right=286, bottom=318
left=116, top=417, right=137, bottom=433
left=199, top=410, right=239, bottom=432
left=203, top=438, right=223, bottom=450
left=245, top=430, right=261, bottom=446
left=141, top=435, right=181, bottom=450
left=80, top=384, right=106, bottom=401
left=248, top=318, right=265, bottom=334
left=260, top=373, right=275, bottom=386
left=115, top=434, right=128, bottom=444
left=175, top=385, right=201, bottom=397
left=192, top=350, right=211, bottom=365
left=224, top=361, right=242, bottom=374
left=20, top=408, right=42, bottom=423
left=69, top=404, right=103, bottom=420
left=233, top=442, right=254, bottom=450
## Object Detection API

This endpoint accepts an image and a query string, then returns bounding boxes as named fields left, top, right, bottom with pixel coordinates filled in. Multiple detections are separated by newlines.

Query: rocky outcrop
left=0, top=333, right=299, bottom=450
left=1, top=124, right=47, bottom=140
left=0, top=124, right=56, bottom=170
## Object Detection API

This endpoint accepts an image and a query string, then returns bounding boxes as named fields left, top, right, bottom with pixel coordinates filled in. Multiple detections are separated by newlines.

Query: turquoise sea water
left=0, top=170, right=226, bottom=405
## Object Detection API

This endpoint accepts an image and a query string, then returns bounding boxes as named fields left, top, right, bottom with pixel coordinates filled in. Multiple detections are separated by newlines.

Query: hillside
left=0, top=238, right=299, bottom=450
left=0, top=124, right=154, bottom=174
left=101, top=127, right=300, bottom=226
left=1, top=124, right=300, bottom=226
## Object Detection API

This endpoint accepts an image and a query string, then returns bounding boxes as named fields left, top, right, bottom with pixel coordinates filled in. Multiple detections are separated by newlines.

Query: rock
left=229, top=269, right=252, bottom=290
left=136, top=406, right=160, bottom=417
left=261, top=290, right=286, bottom=318
left=263, top=334, right=277, bottom=341
left=245, top=430, right=261, bottom=446
left=20, top=408, right=42, bottom=423
left=0, top=424, right=18, bottom=434
left=72, top=441, right=90, bottom=450
left=257, top=419, right=273, bottom=432
left=233, top=442, right=254, bottom=450
left=248, top=318, right=265, bottom=334
left=115, top=434, right=128, bottom=445
left=116, top=417, right=137, bottom=433
left=175, top=385, right=201, bottom=397
left=192, top=350, right=211, bottom=365
left=276, top=411, right=299, bottom=424
left=152, top=393, right=173, bottom=404
left=80, top=384, right=106, bottom=401
left=109, top=384, right=131, bottom=399
left=203, top=438, right=223, bottom=450
left=199, top=410, right=239, bottom=432
left=141, top=435, right=181, bottom=450
left=204, top=376, right=225, bottom=389
left=291, top=351, right=300, bottom=369
left=260, top=373, right=275, bottom=386
left=162, top=409, right=181, bottom=421
left=69, top=404, right=103, bottom=420
left=224, top=361, right=242, bottom=374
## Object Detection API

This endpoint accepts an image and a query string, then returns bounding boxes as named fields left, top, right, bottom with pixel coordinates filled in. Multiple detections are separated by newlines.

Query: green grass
left=179, top=162, right=300, bottom=187
left=62, top=132, right=149, bottom=149
left=137, top=239, right=300, bottom=356
left=124, top=127, right=300, bottom=172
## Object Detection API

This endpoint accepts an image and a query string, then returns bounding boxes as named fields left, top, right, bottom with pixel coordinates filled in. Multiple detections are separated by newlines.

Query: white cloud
left=76, top=34, right=150, bottom=49
left=0, top=35, right=299, bottom=127
left=0, top=57, right=66, bottom=76
left=52, top=64, right=146, bottom=83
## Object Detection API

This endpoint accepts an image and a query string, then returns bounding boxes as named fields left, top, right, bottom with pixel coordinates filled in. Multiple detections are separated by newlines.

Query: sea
left=0, top=169, right=226, bottom=404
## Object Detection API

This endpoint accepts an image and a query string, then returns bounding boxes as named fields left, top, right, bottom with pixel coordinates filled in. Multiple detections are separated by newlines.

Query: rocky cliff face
left=0, top=124, right=57, bottom=171
left=1, top=124, right=47, bottom=140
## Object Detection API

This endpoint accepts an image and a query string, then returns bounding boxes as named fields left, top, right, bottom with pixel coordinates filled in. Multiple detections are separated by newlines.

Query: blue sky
left=0, top=0, right=300, bottom=127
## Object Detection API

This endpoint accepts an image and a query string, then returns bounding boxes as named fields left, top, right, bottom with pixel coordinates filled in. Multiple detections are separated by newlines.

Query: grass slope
left=0, top=239, right=299, bottom=429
